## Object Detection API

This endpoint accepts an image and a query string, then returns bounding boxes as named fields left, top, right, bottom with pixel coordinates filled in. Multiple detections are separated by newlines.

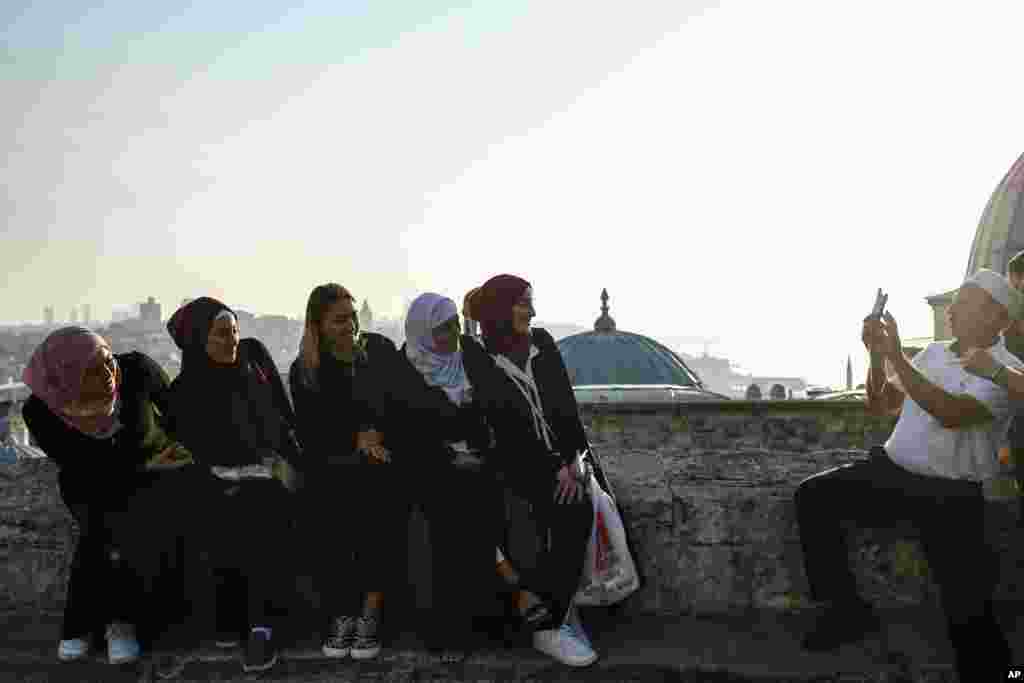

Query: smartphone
left=869, top=288, right=888, bottom=319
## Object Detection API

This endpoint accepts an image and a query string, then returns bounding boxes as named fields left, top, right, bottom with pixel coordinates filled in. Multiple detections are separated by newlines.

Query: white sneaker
left=106, top=623, right=141, bottom=665
left=565, top=605, right=594, bottom=651
left=57, top=637, right=90, bottom=661
left=532, top=624, right=598, bottom=667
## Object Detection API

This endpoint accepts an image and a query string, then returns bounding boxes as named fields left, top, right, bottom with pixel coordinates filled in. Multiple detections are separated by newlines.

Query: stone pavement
left=2, top=605, right=1017, bottom=682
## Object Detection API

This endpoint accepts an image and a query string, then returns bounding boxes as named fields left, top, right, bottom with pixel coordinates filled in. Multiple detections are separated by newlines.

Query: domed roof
left=556, top=290, right=703, bottom=387
left=966, top=151, right=1024, bottom=277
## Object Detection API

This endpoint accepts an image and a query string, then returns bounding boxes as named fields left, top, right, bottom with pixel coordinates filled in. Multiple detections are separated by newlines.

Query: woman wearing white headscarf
left=385, top=293, right=503, bottom=661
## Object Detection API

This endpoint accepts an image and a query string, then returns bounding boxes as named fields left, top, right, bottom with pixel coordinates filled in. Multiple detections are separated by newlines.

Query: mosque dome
left=555, top=289, right=714, bottom=392
left=965, top=151, right=1024, bottom=277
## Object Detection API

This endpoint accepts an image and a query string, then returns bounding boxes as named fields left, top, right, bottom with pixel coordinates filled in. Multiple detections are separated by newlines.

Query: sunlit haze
left=5, top=1, right=1024, bottom=387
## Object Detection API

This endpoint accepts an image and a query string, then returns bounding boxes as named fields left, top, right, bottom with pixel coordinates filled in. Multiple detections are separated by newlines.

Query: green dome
left=554, top=289, right=703, bottom=387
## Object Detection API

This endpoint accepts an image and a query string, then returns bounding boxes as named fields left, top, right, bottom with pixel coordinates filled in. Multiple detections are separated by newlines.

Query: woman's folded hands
left=356, top=429, right=391, bottom=464
left=144, top=443, right=194, bottom=470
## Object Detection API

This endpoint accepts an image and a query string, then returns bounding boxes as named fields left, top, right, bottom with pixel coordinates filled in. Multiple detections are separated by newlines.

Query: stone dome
left=556, top=290, right=704, bottom=387
left=965, top=151, right=1024, bottom=277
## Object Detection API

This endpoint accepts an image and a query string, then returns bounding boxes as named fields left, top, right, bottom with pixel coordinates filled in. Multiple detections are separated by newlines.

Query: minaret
left=360, top=299, right=374, bottom=331
left=846, top=355, right=853, bottom=391
left=594, top=288, right=616, bottom=332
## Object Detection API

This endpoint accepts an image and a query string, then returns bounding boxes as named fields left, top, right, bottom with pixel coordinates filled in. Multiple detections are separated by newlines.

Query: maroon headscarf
left=476, top=274, right=532, bottom=367
left=22, top=326, right=120, bottom=435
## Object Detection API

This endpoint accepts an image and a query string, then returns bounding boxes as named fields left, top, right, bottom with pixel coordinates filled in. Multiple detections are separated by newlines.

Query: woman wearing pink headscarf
left=21, top=327, right=194, bottom=665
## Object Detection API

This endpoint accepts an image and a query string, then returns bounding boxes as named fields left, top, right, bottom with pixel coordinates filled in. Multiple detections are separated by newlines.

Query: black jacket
left=288, top=333, right=395, bottom=470
left=382, top=344, right=492, bottom=471
left=461, top=327, right=587, bottom=488
left=167, top=338, right=299, bottom=469
left=22, top=351, right=176, bottom=505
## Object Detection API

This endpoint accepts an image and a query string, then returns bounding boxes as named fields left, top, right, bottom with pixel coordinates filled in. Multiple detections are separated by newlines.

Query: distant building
left=82, top=304, right=91, bottom=326
left=925, top=150, right=1024, bottom=343
left=139, top=297, right=162, bottom=325
left=43, top=307, right=54, bottom=326
left=111, top=304, right=139, bottom=323
left=69, top=307, right=78, bottom=325
left=681, top=352, right=807, bottom=399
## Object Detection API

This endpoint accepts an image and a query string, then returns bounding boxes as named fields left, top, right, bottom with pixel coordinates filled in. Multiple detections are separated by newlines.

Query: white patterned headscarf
left=404, top=293, right=472, bottom=405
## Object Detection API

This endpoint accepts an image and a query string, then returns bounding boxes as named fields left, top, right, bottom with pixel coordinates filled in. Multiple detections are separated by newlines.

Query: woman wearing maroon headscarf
left=461, top=275, right=597, bottom=667
left=21, top=327, right=194, bottom=665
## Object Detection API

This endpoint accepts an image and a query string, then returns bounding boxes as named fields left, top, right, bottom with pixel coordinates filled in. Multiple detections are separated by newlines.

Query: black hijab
left=167, top=297, right=286, bottom=460
left=167, top=297, right=248, bottom=383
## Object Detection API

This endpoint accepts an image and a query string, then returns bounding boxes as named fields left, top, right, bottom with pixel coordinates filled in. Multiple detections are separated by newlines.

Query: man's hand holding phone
left=862, top=289, right=901, bottom=358
left=863, top=289, right=888, bottom=354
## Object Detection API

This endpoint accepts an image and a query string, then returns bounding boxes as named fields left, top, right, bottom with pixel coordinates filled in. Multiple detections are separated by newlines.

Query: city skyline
left=6, top=1, right=1024, bottom=388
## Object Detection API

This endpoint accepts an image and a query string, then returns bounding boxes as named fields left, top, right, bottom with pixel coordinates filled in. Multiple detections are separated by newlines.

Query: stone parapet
left=4, top=400, right=1022, bottom=618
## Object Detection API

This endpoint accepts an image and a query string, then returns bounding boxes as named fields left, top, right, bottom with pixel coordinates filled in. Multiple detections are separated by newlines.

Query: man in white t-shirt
left=794, top=268, right=1023, bottom=681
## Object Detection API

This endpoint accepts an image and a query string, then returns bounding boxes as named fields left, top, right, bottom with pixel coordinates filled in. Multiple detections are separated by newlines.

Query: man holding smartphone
left=794, top=268, right=1022, bottom=681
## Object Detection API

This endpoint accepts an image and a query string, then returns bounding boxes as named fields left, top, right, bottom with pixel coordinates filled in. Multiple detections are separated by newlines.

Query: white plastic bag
left=574, top=472, right=639, bottom=606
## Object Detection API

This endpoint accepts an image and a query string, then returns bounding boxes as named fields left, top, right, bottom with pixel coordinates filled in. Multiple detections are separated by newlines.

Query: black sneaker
left=801, top=602, right=881, bottom=651
left=242, top=627, right=277, bottom=673
left=322, top=616, right=357, bottom=658
left=350, top=616, right=381, bottom=660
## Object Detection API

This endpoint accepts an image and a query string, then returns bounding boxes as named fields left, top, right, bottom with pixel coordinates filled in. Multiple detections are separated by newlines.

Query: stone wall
left=580, top=400, right=1023, bottom=615
left=3, top=400, right=1023, bottom=617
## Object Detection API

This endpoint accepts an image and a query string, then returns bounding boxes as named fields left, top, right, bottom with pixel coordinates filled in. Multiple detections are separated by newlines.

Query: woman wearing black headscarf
left=462, top=274, right=597, bottom=667
left=166, top=297, right=301, bottom=674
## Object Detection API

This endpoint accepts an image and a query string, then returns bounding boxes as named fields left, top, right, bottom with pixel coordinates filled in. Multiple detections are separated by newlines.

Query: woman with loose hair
left=462, top=274, right=598, bottom=667
left=21, top=327, right=194, bottom=665
left=289, top=283, right=405, bottom=661
left=166, top=297, right=301, bottom=674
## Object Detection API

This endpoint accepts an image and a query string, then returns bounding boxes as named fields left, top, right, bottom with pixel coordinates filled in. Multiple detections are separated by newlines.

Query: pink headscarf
left=22, top=327, right=119, bottom=435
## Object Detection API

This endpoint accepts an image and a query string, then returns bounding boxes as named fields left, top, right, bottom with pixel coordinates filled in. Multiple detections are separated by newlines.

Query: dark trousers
left=794, top=449, right=1011, bottom=679
left=301, top=465, right=408, bottom=622
left=58, top=468, right=200, bottom=643
left=60, top=501, right=145, bottom=641
left=419, top=466, right=503, bottom=649
left=507, top=477, right=593, bottom=629
left=201, top=478, right=295, bottom=631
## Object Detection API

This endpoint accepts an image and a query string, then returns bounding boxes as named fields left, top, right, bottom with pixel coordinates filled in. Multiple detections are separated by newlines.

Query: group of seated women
left=21, top=274, right=605, bottom=673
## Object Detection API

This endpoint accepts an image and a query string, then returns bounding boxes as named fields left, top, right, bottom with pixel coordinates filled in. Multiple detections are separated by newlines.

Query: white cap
left=962, top=268, right=1023, bottom=320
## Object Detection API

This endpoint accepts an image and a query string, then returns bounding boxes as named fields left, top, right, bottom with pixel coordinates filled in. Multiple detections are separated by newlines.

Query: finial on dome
left=594, top=288, right=616, bottom=332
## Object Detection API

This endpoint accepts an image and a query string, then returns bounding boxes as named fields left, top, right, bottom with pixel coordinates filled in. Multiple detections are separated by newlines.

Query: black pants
left=200, top=477, right=295, bottom=632
left=419, top=465, right=504, bottom=649
left=300, top=465, right=408, bottom=622
left=506, top=476, right=593, bottom=630
left=58, top=469, right=196, bottom=643
left=794, top=449, right=1011, bottom=679
left=60, top=501, right=145, bottom=641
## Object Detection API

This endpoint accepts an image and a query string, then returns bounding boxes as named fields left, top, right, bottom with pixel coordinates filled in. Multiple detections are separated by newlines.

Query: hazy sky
left=4, top=1, right=1024, bottom=386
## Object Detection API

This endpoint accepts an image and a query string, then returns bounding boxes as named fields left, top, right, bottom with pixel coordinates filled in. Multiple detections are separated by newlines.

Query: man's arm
left=865, top=351, right=904, bottom=416
left=889, top=351, right=993, bottom=429
left=958, top=347, right=1024, bottom=401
